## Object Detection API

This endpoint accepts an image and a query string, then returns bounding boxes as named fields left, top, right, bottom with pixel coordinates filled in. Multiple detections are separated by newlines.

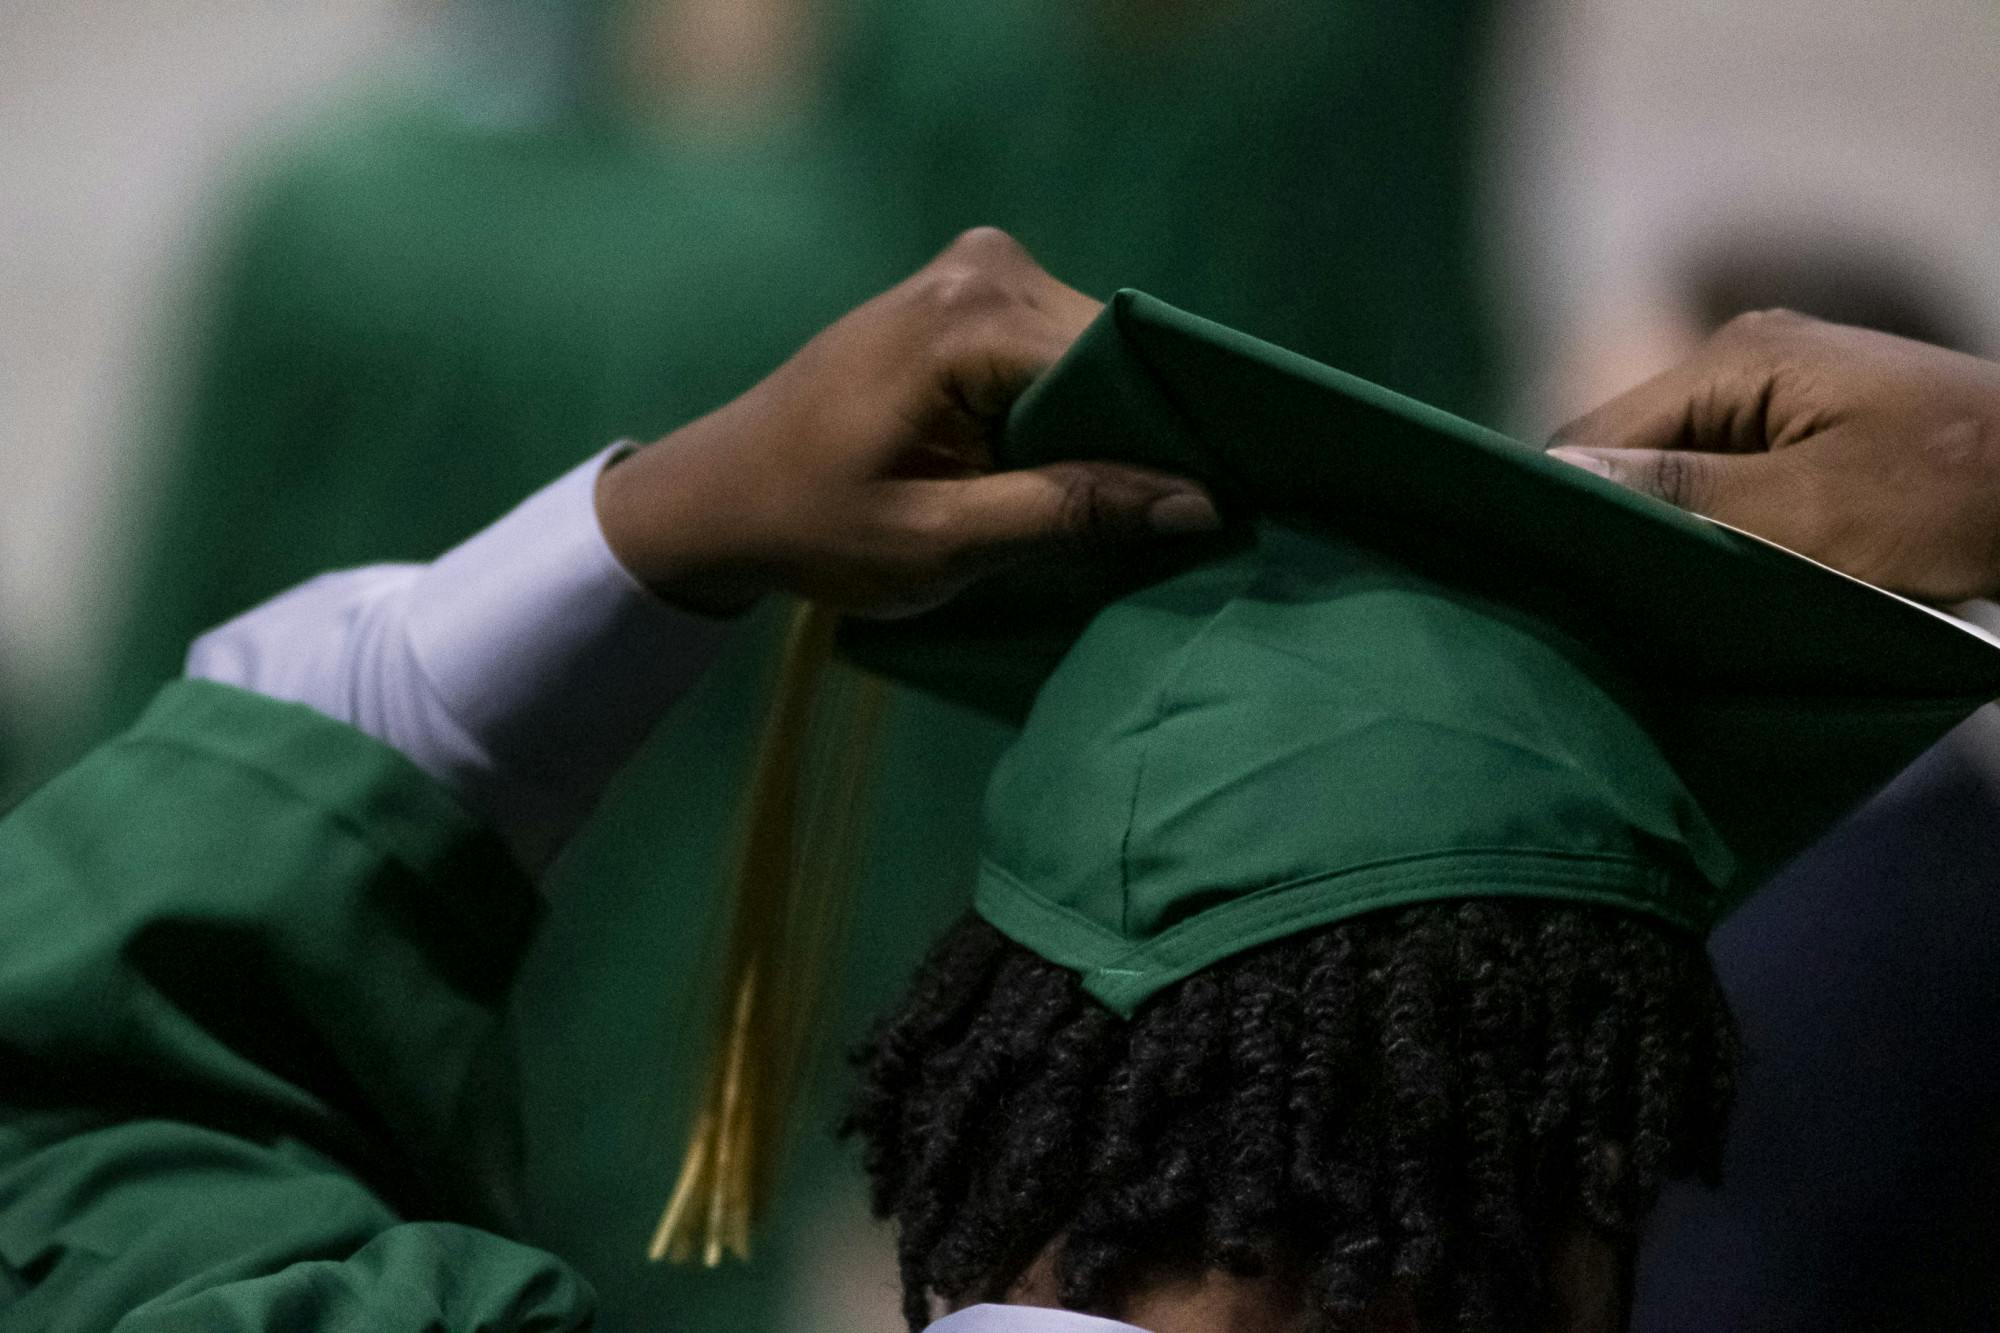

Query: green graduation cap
left=843, top=289, right=2000, bottom=1017
left=662, top=291, right=2000, bottom=1267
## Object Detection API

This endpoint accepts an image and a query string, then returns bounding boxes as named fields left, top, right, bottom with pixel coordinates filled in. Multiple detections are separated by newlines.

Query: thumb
left=1546, top=444, right=1813, bottom=545
left=935, top=461, right=1221, bottom=575
left=1544, top=446, right=1722, bottom=511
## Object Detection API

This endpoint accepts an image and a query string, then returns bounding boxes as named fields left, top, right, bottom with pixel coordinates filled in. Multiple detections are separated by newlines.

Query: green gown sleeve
left=0, top=680, right=595, bottom=1330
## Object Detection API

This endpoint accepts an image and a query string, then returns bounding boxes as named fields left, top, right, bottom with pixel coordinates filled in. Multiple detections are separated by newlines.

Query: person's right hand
left=1547, top=310, right=2000, bottom=602
left=596, top=228, right=1219, bottom=619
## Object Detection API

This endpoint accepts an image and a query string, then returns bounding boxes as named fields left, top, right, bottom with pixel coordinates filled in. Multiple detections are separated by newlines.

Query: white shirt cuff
left=186, top=445, right=732, bottom=871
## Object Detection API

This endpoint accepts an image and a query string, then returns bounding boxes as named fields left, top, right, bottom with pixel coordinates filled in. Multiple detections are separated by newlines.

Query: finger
left=913, top=230, right=1105, bottom=421
left=945, top=280, right=1105, bottom=423
left=1022, top=269, right=1105, bottom=349
left=935, top=225, right=1103, bottom=343
left=926, top=461, right=1221, bottom=576
left=1548, top=345, right=1781, bottom=458
left=938, top=316, right=1089, bottom=423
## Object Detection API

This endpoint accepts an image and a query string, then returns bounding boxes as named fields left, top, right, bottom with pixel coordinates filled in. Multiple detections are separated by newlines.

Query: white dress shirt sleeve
left=926, top=1306, right=1144, bottom=1333
left=184, top=445, right=732, bottom=872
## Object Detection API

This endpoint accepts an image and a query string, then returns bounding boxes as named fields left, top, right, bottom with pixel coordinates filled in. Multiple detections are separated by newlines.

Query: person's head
left=846, top=900, right=1737, bottom=1332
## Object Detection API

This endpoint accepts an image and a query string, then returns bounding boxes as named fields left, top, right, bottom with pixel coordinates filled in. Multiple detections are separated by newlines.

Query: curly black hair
left=845, top=901, right=1739, bottom=1331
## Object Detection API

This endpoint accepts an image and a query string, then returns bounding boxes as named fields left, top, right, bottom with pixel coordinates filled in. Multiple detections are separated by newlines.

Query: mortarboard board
left=659, top=290, right=2000, bottom=1260
left=843, top=289, right=2000, bottom=1012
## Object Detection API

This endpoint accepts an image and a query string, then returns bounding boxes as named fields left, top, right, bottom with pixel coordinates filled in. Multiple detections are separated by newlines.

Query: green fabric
left=974, top=528, right=1724, bottom=1016
left=852, top=292, right=2000, bottom=1016
left=0, top=680, right=592, bottom=1328
left=0, top=714, right=15, bottom=812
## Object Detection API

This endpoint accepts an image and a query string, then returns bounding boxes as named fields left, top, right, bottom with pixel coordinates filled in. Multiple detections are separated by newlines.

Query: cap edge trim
left=975, top=850, right=1711, bottom=1019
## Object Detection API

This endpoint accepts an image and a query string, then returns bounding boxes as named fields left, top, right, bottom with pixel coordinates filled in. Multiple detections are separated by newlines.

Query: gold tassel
left=649, top=600, right=889, bottom=1265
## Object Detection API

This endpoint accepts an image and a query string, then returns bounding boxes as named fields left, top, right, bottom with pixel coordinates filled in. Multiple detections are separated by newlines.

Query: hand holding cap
left=596, top=228, right=1220, bottom=620
left=1548, top=309, right=2000, bottom=603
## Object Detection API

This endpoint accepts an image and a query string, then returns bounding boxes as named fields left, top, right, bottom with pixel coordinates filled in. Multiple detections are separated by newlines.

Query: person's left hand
left=596, top=228, right=1220, bottom=617
left=1546, top=309, right=2000, bottom=602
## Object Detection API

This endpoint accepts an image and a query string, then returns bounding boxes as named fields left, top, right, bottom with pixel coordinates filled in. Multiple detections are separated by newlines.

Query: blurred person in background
left=832, top=0, right=1499, bottom=421
left=93, top=0, right=898, bottom=723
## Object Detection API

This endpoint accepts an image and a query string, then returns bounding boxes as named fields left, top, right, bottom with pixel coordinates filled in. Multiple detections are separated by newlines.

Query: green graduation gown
left=0, top=680, right=590, bottom=1328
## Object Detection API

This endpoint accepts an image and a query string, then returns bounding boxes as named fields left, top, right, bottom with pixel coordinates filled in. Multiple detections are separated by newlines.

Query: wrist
left=595, top=419, right=777, bottom=617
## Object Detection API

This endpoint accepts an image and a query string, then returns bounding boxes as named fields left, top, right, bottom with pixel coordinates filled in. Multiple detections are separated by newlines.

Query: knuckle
left=910, top=229, right=1035, bottom=322
left=1050, top=467, right=1124, bottom=546
left=944, top=225, right=1027, bottom=268
left=928, top=313, right=1025, bottom=420
left=1717, top=306, right=1808, bottom=348
left=896, top=492, right=968, bottom=567
left=927, top=315, right=996, bottom=369
left=1648, top=448, right=1709, bottom=513
left=913, top=263, right=1010, bottom=323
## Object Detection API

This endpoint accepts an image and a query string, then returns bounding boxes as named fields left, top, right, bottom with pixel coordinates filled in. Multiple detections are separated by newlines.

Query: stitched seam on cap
left=975, top=859, right=1129, bottom=977
left=1115, top=614, right=1238, bottom=939
left=980, top=846, right=1696, bottom=951
left=1086, top=874, right=1704, bottom=1015
left=1120, top=843, right=1689, bottom=910
left=975, top=846, right=1710, bottom=1014
left=1081, top=854, right=1704, bottom=1014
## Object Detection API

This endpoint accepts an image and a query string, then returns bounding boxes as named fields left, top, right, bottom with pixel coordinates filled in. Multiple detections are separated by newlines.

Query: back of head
left=847, top=901, right=1737, bottom=1332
